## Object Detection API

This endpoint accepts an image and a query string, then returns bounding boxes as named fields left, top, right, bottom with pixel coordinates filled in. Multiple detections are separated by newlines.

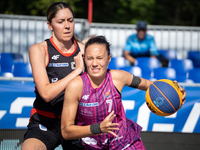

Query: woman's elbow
left=61, top=128, right=72, bottom=140
left=40, top=92, right=53, bottom=102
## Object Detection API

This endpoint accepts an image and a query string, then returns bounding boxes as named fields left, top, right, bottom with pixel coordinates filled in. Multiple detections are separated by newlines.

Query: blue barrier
left=0, top=80, right=200, bottom=133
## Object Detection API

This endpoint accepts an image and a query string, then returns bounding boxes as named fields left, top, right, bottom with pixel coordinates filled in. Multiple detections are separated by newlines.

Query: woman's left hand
left=100, top=111, right=119, bottom=137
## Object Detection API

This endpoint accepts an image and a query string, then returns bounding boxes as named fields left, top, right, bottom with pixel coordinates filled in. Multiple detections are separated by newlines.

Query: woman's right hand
left=74, top=51, right=84, bottom=74
left=100, top=111, right=119, bottom=137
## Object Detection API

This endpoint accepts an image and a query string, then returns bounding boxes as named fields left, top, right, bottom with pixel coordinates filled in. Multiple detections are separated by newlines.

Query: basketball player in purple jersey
left=61, top=36, right=186, bottom=149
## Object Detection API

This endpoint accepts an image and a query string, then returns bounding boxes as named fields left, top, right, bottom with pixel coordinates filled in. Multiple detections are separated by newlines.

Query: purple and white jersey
left=76, top=70, right=142, bottom=150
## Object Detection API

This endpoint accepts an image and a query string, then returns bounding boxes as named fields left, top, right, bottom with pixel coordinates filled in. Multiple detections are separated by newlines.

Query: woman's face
left=84, top=44, right=111, bottom=80
left=47, top=8, right=74, bottom=42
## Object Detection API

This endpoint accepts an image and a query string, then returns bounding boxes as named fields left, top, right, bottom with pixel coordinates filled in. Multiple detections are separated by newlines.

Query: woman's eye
left=68, top=19, right=74, bottom=22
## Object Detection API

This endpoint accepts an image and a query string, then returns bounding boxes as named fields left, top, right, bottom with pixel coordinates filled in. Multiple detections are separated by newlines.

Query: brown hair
left=85, top=36, right=111, bottom=56
left=46, top=2, right=80, bottom=42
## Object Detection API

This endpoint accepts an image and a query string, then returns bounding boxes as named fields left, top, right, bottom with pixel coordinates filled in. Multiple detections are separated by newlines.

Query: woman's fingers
left=173, top=80, right=187, bottom=104
left=110, top=123, right=119, bottom=127
left=100, top=110, right=119, bottom=135
left=107, top=110, right=114, bottom=118
left=74, top=52, right=84, bottom=72
left=108, top=131, right=118, bottom=138
left=179, top=85, right=186, bottom=104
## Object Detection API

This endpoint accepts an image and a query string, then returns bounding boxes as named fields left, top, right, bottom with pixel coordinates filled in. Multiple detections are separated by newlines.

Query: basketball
left=145, top=79, right=183, bottom=116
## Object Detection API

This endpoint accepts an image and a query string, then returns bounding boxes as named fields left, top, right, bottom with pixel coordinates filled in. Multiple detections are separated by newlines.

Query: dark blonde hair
left=46, top=2, right=80, bottom=42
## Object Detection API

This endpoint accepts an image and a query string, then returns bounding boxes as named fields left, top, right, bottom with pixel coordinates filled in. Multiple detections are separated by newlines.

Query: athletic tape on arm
left=129, top=75, right=141, bottom=88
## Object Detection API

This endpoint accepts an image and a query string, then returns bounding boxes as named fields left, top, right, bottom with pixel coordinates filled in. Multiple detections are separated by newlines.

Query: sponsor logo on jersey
left=82, top=95, right=90, bottom=100
left=48, top=63, right=69, bottom=67
left=51, top=78, right=58, bottom=83
left=102, top=139, right=108, bottom=145
left=105, top=90, right=111, bottom=99
left=39, top=124, right=47, bottom=131
left=79, top=102, right=98, bottom=107
left=82, top=137, right=97, bottom=145
left=51, top=55, right=60, bottom=60
left=80, top=108, right=92, bottom=116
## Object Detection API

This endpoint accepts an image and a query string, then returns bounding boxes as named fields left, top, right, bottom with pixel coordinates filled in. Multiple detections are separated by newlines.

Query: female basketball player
left=61, top=36, right=187, bottom=149
left=21, top=2, right=85, bottom=150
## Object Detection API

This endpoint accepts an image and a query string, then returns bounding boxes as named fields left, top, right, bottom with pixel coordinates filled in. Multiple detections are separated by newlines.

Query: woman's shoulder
left=29, top=41, right=47, bottom=53
left=29, top=41, right=48, bottom=58
left=110, top=69, right=127, bottom=79
left=29, top=41, right=47, bottom=50
left=68, top=75, right=83, bottom=88
left=110, top=69, right=131, bottom=82
left=67, top=76, right=83, bottom=96
left=109, top=69, right=131, bottom=92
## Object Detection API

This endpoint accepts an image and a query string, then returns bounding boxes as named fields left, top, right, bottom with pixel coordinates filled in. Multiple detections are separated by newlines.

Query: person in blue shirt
left=123, top=20, right=160, bottom=65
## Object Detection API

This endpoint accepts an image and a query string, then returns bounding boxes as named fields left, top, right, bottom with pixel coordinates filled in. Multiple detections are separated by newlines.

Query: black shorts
left=24, top=113, right=84, bottom=150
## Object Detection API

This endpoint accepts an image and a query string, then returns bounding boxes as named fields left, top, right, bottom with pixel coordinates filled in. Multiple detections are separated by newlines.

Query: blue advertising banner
left=0, top=80, right=200, bottom=133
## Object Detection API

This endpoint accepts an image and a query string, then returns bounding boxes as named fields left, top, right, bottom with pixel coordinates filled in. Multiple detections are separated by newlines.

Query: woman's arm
left=61, top=77, right=119, bottom=140
left=29, top=42, right=84, bottom=102
left=111, top=70, right=186, bottom=103
left=111, top=70, right=153, bottom=92
left=123, top=51, right=136, bottom=65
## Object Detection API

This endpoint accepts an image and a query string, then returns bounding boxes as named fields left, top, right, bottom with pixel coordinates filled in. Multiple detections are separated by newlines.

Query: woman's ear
left=47, top=21, right=53, bottom=31
left=108, top=55, right=112, bottom=63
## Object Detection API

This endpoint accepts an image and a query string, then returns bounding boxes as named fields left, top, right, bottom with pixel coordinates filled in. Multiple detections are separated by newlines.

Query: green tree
left=0, top=0, right=82, bottom=16
left=73, top=0, right=156, bottom=24
left=1, top=0, right=200, bottom=26
left=154, top=0, right=200, bottom=26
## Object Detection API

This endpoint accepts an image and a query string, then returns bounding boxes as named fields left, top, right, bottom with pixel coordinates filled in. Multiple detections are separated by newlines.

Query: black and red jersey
left=33, top=37, right=81, bottom=115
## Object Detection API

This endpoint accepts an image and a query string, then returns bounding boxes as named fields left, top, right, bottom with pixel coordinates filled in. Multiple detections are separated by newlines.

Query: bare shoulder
left=65, top=76, right=83, bottom=99
left=110, top=69, right=133, bottom=89
left=67, top=76, right=83, bottom=90
left=110, top=69, right=129, bottom=80
left=29, top=41, right=47, bottom=53
left=77, top=42, right=85, bottom=53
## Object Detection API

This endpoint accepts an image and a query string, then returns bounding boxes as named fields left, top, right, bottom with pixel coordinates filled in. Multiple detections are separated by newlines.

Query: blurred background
left=1, top=0, right=200, bottom=26
left=0, top=0, right=200, bottom=150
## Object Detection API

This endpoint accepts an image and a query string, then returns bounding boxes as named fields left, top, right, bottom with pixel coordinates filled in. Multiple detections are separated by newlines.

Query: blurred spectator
left=123, top=20, right=168, bottom=66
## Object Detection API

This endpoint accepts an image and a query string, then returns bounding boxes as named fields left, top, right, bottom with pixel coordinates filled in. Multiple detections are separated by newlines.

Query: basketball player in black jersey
left=21, top=2, right=85, bottom=150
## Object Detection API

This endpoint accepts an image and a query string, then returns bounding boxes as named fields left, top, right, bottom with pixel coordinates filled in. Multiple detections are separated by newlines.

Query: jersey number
left=106, top=99, right=112, bottom=113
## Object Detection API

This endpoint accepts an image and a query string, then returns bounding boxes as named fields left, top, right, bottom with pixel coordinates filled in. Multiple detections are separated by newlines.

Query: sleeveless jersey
left=33, top=37, right=80, bottom=115
left=76, top=70, right=142, bottom=150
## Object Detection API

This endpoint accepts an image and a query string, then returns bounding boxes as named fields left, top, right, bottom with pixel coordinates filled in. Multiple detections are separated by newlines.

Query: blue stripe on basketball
left=154, top=81, right=180, bottom=110
left=149, top=82, right=180, bottom=114
left=149, top=85, right=175, bottom=113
